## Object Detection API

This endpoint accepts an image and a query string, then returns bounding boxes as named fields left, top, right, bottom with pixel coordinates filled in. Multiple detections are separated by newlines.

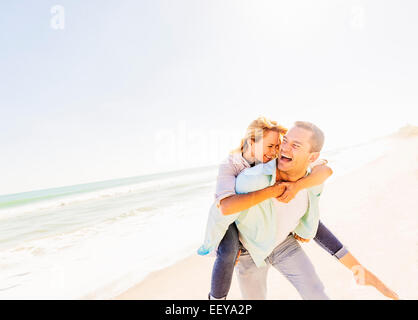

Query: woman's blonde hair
left=231, top=117, right=288, bottom=154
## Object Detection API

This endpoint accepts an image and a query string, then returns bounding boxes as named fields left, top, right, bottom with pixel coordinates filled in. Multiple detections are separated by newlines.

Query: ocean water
left=0, top=138, right=392, bottom=299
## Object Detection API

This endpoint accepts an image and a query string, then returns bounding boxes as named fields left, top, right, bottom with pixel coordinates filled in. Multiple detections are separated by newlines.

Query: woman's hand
left=276, top=181, right=301, bottom=203
left=351, top=265, right=399, bottom=300
left=272, top=181, right=287, bottom=198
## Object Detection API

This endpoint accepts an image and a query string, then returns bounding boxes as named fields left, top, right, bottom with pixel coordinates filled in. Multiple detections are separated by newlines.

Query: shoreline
left=114, top=135, right=418, bottom=300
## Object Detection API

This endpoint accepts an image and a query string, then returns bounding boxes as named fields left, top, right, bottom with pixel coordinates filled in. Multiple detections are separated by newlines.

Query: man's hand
left=351, top=265, right=399, bottom=300
left=293, top=233, right=310, bottom=243
left=276, top=181, right=301, bottom=203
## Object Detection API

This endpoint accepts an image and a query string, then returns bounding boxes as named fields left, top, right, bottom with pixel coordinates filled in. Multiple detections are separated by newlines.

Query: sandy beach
left=115, top=133, right=418, bottom=300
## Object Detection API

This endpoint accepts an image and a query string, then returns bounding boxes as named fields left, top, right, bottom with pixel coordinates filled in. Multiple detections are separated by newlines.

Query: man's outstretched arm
left=309, top=221, right=399, bottom=300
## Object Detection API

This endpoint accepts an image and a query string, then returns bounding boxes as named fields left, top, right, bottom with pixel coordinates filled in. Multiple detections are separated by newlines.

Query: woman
left=199, top=116, right=398, bottom=300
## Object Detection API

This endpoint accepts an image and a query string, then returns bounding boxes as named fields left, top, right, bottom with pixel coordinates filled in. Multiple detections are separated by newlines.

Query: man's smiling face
left=277, top=126, right=318, bottom=173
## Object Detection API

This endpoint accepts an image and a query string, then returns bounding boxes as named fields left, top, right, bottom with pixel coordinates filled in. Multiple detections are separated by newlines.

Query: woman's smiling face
left=249, top=130, right=281, bottom=164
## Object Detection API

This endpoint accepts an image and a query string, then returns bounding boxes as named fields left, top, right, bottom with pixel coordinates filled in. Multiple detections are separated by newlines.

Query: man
left=234, top=121, right=330, bottom=299
left=199, top=121, right=398, bottom=300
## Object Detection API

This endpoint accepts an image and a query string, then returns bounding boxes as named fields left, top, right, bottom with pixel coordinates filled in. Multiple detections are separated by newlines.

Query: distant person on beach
left=198, top=117, right=398, bottom=300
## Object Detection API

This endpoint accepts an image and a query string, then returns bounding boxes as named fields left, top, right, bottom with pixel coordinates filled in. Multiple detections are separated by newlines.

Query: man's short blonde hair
left=294, top=121, right=325, bottom=152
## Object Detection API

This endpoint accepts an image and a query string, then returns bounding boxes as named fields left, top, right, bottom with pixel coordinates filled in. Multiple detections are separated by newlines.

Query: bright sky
left=1, top=0, right=417, bottom=195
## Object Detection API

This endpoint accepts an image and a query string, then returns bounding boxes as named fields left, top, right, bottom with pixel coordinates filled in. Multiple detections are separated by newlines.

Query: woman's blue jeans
left=210, top=222, right=240, bottom=299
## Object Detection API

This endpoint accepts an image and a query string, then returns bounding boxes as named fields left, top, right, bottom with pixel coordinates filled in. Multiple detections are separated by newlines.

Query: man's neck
left=276, top=167, right=307, bottom=182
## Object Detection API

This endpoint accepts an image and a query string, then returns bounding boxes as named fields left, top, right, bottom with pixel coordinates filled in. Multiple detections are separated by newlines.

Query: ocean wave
left=0, top=169, right=217, bottom=220
left=0, top=195, right=211, bottom=299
